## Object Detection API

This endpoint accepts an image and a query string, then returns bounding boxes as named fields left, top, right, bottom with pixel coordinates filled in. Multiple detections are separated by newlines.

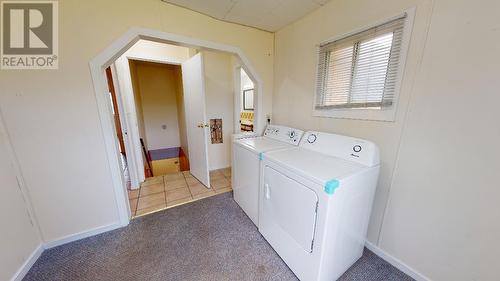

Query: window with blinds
left=315, top=16, right=407, bottom=110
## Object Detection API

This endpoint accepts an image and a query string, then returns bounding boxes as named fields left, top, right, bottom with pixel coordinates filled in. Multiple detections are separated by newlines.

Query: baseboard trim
left=210, top=165, right=231, bottom=172
left=365, top=240, right=430, bottom=281
left=13, top=225, right=428, bottom=281
left=11, top=244, right=44, bottom=281
left=10, top=221, right=128, bottom=281
left=44, top=222, right=126, bottom=249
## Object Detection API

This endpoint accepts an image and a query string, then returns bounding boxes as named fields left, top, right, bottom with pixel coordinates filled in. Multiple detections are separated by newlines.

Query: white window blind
left=315, top=16, right=406, bottom=110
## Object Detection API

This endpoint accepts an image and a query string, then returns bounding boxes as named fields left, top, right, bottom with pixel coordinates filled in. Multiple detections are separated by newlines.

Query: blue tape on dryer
left=324, top=179, right=340, bottom=195
left=259, top=153, right=263, bottom=160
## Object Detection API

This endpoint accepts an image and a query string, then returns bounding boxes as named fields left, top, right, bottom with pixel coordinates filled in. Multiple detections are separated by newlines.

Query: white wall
left=0, top=0, right=274, bottom=244
left=240, top=68, right=254, bottom=90
left=378, top=1, right=500, bottom=280
left=133, top=61, right=182, bottom=150
left=273, top=0, right=500, bottom=280
left=173, top=66, right=189, bottom=157
left=203, top=51, right=236, bottom=170
left=125, top=40, right=190, bottom=63
left=0, top=116, right=41, bottom=281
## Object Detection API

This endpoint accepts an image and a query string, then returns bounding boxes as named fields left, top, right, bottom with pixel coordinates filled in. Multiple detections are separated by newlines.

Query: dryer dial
left=307, top=134, right=317, bottom=144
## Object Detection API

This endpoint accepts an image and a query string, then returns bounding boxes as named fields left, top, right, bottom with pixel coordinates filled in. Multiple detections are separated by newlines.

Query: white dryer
left=232, top=125, right=304, bottom=226
left=259, top=131, right=380, bottom=281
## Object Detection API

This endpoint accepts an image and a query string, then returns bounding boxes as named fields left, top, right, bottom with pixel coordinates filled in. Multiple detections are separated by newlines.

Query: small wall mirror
left=243, top=89, right=254, bottom=111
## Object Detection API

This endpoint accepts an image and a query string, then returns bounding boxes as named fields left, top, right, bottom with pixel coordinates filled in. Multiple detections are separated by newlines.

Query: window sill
left=312, top=107, right=396, bottom=122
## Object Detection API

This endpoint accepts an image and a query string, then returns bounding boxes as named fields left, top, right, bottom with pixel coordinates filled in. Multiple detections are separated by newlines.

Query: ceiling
left=161, top=0, right=330, bottom=32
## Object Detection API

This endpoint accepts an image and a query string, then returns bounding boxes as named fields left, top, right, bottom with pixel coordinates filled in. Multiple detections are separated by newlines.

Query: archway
left=89, top=27, right=264, bottom=226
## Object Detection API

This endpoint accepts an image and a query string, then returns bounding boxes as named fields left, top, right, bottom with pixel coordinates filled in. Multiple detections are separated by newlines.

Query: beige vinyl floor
left=128, top=168, right=232, bottom=218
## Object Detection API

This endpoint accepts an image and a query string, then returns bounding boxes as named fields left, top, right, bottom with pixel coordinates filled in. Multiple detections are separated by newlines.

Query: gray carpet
left=24, top=193, right=413, bottom=281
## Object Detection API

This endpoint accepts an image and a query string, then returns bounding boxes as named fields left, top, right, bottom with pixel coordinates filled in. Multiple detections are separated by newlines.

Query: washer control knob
left=353, top=145, right=362, bottom=153
left=289, top=130, right=296, bottom=139
left=307, top=134, right=317, bottom=144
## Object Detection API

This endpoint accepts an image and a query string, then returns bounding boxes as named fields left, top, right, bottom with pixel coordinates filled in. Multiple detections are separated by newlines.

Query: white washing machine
left=259, top=131, right=380, bottom=281
left=231, top=132, right=257, bottom=142
left=231, top=132, right=257, bottom=166
left=232, top=125, right=304, bottom=226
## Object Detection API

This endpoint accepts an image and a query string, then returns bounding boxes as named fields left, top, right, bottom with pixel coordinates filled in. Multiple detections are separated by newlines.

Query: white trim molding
left=365, top=240, right=431, bottom=281
left=10, top=244, right=44, bottom=281
left=126, top=54, right=184, bottom=66
left=10, top=222, right=123, bottom=280
left=43, top=222, right=124, bottom=249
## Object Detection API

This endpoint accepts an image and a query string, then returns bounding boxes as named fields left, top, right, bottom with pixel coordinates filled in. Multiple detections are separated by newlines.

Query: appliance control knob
left=289, top=131, right=296, bottom=139
left=307, top=134, right=317, bottom=144
left=353, top=145, right=362, bottom=153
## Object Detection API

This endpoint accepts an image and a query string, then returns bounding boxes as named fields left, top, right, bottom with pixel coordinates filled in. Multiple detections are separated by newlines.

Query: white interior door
left=182, top=53, right=210, bottom=187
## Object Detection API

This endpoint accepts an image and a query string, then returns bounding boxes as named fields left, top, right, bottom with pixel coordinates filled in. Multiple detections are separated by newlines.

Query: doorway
left=238, top=68, right=256, bottom=132
left=128, top=60, right=186, bottom=178
left=90, top=28, right=263, bottom=224
left=106, top=39, right=249, bottom=217
left=105, top=67, right=131, bottom=190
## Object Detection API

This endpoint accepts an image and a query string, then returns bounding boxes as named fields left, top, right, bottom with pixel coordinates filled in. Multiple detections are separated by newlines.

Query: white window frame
left=312, top=8, right=415, bottom=122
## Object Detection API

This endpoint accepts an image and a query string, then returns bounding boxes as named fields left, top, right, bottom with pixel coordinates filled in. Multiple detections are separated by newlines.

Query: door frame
left=105, top=67, right=126, bottom=154
left=113, top=54, right=185, bottom=190
left=233, top=65, right=257, bottom=133
left=232, top=65, right=242, bottom=133
left=89, top=27, right=264, bottom=226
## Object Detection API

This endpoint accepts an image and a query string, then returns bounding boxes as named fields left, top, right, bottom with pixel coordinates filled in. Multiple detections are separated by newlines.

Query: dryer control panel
left=300, top=131, right=380, bottom=167
left=263, top=125, right=304, bottom=145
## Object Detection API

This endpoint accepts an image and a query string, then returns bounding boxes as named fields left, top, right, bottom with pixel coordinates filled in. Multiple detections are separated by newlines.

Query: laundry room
left=1, top=1, right=498, bottom=281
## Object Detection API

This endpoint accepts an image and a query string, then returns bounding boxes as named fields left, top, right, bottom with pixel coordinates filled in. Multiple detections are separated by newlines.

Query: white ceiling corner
left=161, top=0, right=329, bottom=32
